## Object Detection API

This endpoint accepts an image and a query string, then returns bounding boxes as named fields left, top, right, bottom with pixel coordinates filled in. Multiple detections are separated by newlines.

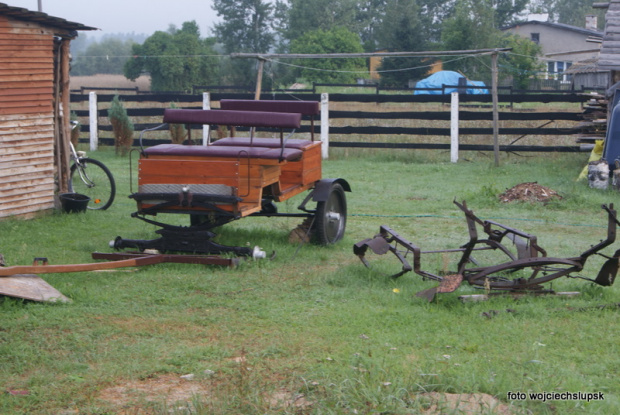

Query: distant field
left=70, top=74, right=151, bottom=92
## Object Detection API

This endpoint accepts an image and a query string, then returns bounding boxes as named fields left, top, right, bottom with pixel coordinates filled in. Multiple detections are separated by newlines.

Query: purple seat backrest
left=220, top=100, right=319, bottom=116
left=163, top=109, right=301, bottom=129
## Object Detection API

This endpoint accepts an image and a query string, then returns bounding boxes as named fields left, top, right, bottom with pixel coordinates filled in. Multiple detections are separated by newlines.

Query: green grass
left=1, top=146, right=619, bottom=414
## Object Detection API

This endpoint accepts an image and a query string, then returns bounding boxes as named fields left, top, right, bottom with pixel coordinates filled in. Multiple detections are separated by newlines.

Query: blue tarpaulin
left=413, top=71, right=488, bottom=95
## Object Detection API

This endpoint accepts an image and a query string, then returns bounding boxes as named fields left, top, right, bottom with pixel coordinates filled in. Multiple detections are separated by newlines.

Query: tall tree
left=440, top=0, right=499, bottom=81
left=375, top=0, right=430, bottom=87
left=498, top=33, right=543, bottom=89
left=212, top=0, right=276, bottom=85
left=123, top=21, right=219, bottom=92
left=212, top=0, right=275, bottom=53
left=284, top=0, right=360, bottom=42
left=536, top=0, right=604, bottom=29
left=355, top=0, right=388, bottom=52
left=494, top=0, right=530, bottom=28
left=288, top=27, right=366, bottom=83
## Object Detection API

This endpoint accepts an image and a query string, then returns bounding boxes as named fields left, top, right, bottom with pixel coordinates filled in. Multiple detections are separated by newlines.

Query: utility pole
left=38, top=0, right=42, bottom=12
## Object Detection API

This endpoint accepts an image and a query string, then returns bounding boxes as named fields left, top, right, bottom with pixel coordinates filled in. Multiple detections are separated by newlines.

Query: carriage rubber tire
left=314, top=183, right=347, bottom=245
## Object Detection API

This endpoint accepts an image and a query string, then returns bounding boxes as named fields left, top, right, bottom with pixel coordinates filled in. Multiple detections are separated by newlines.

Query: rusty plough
left=353, top=201, right=619, bottom=301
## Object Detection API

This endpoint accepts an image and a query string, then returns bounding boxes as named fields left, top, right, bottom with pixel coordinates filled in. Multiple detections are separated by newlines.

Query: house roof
left=565, top=57, right=606, bottom=74
left=502, top=20, right=603, bottom=38
left=598, top=0, right=620, bottom=70
left=0, top=2, right=97, bottom=35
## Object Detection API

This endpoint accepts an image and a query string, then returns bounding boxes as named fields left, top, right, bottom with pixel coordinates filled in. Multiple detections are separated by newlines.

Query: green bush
left=108, top=95, right=134, bottom=156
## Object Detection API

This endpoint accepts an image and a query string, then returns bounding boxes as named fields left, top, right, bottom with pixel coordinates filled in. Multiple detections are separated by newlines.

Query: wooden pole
left=254, top=57, right=266, bottom=100
left=492, top=52, right=500, bottom=167
left=59, top=38, right=72, bottom=193
left=232, top=48, right=512, bottom=60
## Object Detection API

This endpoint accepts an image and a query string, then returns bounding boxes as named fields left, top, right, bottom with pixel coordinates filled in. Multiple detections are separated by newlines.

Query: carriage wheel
left=314, top=183, right=347, bottom=245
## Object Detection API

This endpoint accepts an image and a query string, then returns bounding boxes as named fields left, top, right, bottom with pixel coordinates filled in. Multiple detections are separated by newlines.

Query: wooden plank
left=0, top=58, right=50, bottom=64
left=0, top=176, right=54, bottom=190
left=0, top=183, right=54, bottom=199
left=0, top=200, right=54, bottom=215
left=0, top=192, right=55, bottom=208
left=0, top=34, right=52, bottom=44
left=0, top=112, right=55, bottom=125
left=0, top=61, right=52, bottom=71
left=281, top=144, right=322, bottom=185
left=0, top=73, right=54, bottom=82
left=139, top=159, right=240, bottom=183
left=0, top=81, right=52, bottom=90
left=0, top=68, right=53, bottom=76
left=0, top=87, right=54, bottom=96
left=0, top=105, right=54, bottom=116
left=0, top=135, right=54, bottom=146
left=0, top=164, right=54, bottom=177
left=0, top=24, right=54, bottom=36
left=0, top=45, right=49, bottom=53
left=0, top=149, right=53, bottom=161
left=0, top=274, right=70, bottom=303
left=0, top=198, right=55, bottom=215
left=0, top=49, right=53, bottom=59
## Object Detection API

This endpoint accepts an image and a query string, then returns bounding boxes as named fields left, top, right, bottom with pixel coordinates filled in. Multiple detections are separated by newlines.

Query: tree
left=375, top=0, right=430, bottom=87
left=355, top=0, right=389, bottom=52
left=212, top=0, right=275, bottom=53
left=108, top=95, right=134, bottom=156
left=440, top=0, right=499, bottom=81
left=531, top=0, right=604, bottom=28
left=498, top=34, right=544, bottom=89
left=123, top=21, right=219, bottom=92
left=284, top=0, right=360, bottom=43
left=494, top=0, right=530, bottom=28
left=289, top=27, right=366, bottom=83
left=212, top=0, right=277, bottom=86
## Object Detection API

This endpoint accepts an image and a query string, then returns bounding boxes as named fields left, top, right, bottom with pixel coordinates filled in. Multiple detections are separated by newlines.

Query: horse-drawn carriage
left=112, top=99, right=350, bottom=257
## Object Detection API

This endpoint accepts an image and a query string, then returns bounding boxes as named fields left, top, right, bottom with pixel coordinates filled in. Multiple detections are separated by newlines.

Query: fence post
left=88, top=91, right=98, bottom=151
left=450, top=92, right=459, bottom=163
left=202, top=92, right=211, bottom=145
left=321, top=93, right=329, bottom=159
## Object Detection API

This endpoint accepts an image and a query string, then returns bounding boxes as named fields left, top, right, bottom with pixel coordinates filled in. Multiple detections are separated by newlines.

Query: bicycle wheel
left=69, top=157, right=116, bottom=210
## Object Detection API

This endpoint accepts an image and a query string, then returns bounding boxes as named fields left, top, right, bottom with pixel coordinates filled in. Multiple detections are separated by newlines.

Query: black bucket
left=59, top=193, right=90, bottom=213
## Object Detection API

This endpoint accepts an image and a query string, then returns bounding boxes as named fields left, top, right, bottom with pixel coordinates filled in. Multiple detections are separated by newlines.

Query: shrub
left=108, top=95, right=134, bottom=156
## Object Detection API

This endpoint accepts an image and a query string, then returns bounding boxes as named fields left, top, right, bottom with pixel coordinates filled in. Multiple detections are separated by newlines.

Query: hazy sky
left=5, top=0, right=220, bottom=37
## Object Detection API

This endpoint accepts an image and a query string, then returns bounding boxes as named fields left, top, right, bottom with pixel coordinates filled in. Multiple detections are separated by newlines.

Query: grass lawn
left=0, top=146, right=618, bottom=414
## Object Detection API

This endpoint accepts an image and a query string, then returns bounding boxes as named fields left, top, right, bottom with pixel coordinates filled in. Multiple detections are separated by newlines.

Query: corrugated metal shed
left=0, top=3, right=96, bottom=219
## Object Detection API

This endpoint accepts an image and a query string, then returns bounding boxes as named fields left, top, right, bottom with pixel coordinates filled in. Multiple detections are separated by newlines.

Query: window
left=546, top=61, right=572, bottom=82
left=531, top=33, right=540, bottom=44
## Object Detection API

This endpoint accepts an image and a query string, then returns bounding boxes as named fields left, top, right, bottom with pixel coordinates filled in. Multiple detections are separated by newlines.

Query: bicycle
left=68, top=122, right=116, bottom=210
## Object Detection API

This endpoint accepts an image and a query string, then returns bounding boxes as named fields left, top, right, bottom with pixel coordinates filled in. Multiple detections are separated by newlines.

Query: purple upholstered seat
left=143, top=144, right=302, bottom=161
left=211, top=136, right=315, bottom=150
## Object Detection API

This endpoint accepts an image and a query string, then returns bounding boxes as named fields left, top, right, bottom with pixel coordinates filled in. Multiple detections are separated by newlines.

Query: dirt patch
left=420, top=392, right=514, bottom=414
left=98, top=374, right=209, bottom=413
left=499, top=182, right=562, bottom=203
